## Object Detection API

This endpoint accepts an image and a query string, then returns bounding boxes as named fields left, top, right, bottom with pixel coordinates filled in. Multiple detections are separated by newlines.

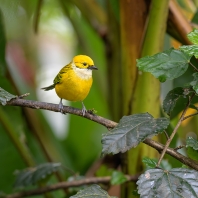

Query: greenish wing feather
left=53, top=64, right=71, bottom=84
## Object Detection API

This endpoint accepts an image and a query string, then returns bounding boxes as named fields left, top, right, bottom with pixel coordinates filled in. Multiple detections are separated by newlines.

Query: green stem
left=0, top=108, right=35, bottom=166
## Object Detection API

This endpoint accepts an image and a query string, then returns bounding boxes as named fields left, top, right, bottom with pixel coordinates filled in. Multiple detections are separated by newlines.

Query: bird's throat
left=72, top=62, right=92, bottom=80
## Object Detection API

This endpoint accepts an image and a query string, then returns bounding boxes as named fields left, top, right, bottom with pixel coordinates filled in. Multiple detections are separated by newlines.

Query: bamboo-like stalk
left=120, top=0, right=170, bottom=197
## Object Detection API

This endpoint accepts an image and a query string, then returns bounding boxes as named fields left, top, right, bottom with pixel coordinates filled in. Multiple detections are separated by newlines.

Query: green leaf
left=186, top=137, right=198, bottom=161
left=189, top=104, right=198, bottom=111
left=187, top=29, right=198, bottom=45
left=101, top=113, right=169, bottom=155
left=110, top=171, right=127, bottom=185
left=137, top=48, right=191, bottom=82
left=14, top=162, right=62, bottom=188
left=0, top=87, right=17, bottom=105
left=142, top=157, right=172, bottom=170
left=163, top=87, right=193, bottom=116
left=70, top=184, right=117, bottom=198
left=142, top=157, right=157, bottom=169
left=186, top=136, right=198, bottom=150
left=180, top=45, right=198, bottom=58
left=190, top=73, right=198, bottom=94
left=137, top=168, right=198, bottom=197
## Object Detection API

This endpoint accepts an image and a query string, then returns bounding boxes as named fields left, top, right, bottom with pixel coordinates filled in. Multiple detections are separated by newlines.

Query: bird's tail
left=41, top=84, right=55, bottom=91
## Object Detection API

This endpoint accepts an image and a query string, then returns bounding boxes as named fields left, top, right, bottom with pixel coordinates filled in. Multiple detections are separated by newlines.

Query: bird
left=42, top=55, right=98, bottom=116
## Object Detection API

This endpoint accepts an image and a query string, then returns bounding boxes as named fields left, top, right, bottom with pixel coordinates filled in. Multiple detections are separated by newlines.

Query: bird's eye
left=83, top=63, right=87, bottom=66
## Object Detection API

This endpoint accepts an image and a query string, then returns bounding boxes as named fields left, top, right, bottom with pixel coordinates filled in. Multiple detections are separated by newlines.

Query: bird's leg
left=81, top=101, right=87, bottom=116
left=58, top=98, right=64, bottom=114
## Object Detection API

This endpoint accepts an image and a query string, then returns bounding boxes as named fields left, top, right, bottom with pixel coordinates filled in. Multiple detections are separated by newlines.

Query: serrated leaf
left=70, top=184, right=117, bottom=198
left=163, top=87, right=192, bottom=116
left=186, top=137, right=198, bottom=161
left=190, top=73, right=198, bottom=94
left=187, top=29, right=198, bottom=45
left=137, top=168, right=198, bottom=197
left=137, top=48, right=190, bottom=82
left=180, top=45, right=198, bottom=58
left=0, top=87, right=17, bottom=105
left=142, top=157, right=157, bottom=169
left=186, top=137, right=198, bottom=150
left=14, top=163, right=61, bottom=188
left=110, top=171, right=127, bottom=185
left=101, top=113, right=169, bottom=155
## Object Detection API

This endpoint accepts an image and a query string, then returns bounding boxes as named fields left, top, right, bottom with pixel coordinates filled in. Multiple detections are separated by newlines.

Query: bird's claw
left=59, top=99, right=66, bottom=114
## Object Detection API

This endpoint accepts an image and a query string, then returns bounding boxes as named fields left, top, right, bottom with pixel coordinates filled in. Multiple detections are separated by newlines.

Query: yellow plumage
left=42, top=55, right=98, bottom=115
left=55, top=67, right=93, bottom=102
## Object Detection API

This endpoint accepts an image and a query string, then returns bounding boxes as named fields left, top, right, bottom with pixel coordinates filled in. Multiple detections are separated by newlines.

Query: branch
left=6, top=175, right=138, bottom=198
left=6, top=98, right=117, bottom=129
left=157, top=93, right=195, bottom=167
left=5, top=97, right=198, bottom=171
left=144, top=139, right=198, bottom=170
left=189, top=62, right=198, bottom=72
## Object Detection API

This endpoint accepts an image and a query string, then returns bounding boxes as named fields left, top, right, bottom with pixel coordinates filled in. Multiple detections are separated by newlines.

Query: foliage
left=137, top=168, right=198, bottom=197
left=70, top=184, right=117, bottom=198
left=1, top=1, right=198, bottom=198
left=14, top=163, right=62, bottom=189
left=102, top=113, right=169, bottom=155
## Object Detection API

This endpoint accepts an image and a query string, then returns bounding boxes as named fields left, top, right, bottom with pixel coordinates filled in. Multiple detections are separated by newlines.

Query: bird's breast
left=55, top=69, right=93, bottom=102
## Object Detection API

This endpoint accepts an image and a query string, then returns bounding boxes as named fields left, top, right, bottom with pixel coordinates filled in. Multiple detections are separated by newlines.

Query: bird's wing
left=53, top=63, right=71, bottom=84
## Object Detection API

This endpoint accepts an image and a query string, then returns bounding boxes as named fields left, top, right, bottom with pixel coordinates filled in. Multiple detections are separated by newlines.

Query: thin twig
left=183, top=111, right=198, bottom=121
left=174, top=145, right=185, bottom=151
left=6, top=175, right=139, bottom=198
left=164, top=131, right=169, bottom=140
left=4, top=98, right=198, bottom=170
left=157, top=93, right=195, bottom=167
left=144, top=139, right=198, bottom=170
left=189, top=62, right=198, bottom=72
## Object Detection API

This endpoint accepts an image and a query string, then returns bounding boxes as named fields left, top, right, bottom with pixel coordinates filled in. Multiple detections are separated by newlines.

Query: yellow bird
left=42, top=55, right=98, bottom=116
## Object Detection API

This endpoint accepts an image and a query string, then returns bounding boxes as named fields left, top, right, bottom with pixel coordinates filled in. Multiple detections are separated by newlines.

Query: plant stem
left=183, top=111, right=198, bottom=121
left=157, top=93, right=195, bottom=167
left=6, top=174, right=139, bottom=198
left=0, top=108, right=35, bottom=166
left=189, top=62, right=198, bottom=72
left=5, top=97, right=198, bottom=170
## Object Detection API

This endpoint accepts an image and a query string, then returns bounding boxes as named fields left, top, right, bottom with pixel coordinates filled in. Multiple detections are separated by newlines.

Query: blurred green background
left=0, top=0, right=198, bottom=197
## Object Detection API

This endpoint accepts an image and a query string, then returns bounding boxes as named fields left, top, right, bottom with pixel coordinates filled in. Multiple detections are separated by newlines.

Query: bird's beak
left=88, top=65, right=98, bottom=70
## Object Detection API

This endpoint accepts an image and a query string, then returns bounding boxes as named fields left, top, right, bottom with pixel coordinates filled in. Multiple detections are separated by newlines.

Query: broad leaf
left=137, top=168, right=198, bottom=197
left=180, top=45, right=198, bottom=58
left=110, top=171, right=127, bottom=185
left=137, top=48, right=191, bottom=82
left=190, top=73, right=198, bottom=94
left=102, top=113, right=169, bottom=155
left=186, top=137, right=198, bottom=161
left=187, top=29, right=198, bottom=45
left=14, top=163, right=62, bottom=188
left=163, top=87, right=192, bottom=116
left=0, top=87, right=16, bottom=105
left=70, top=184, right=117, bottom=198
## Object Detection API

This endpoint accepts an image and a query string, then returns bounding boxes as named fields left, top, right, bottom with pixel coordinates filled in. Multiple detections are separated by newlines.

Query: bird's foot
left=81, top=102, right=87, bottom=116
left=81, top=106, right=87, bottom=116
left=59, top=99, right=66, bottom=114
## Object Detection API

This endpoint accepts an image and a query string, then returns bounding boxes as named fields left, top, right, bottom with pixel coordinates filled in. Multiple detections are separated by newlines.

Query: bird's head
left=72, top=55, right=98, bottom=70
